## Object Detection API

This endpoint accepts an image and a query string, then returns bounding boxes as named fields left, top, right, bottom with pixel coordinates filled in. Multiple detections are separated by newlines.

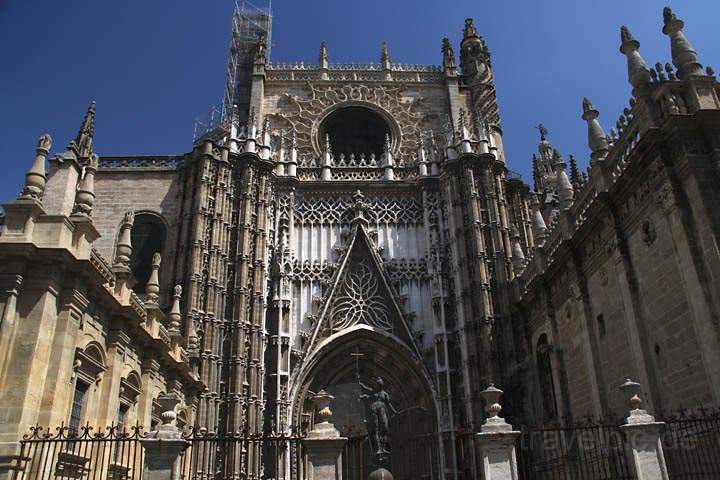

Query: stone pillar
left=140, top=394, right=190, bottom=480
left=619, top=378, right=669, bottom=480
left=303, top=390, right=346, bottom=480
left=475, top=385, right=521, bottom=480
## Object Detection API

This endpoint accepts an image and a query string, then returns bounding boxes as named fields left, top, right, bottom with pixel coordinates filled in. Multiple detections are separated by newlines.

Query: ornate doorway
left=291, top=327, right=442, bottom=480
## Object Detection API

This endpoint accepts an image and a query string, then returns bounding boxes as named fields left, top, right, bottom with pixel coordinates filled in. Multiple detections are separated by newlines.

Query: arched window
left=129, top=213, right=166, bottom=294
left=536, top=334, right=558, bottom=422
left=318, top=106, right=391, bottom=159
left=70, top=343, right=107, bottom=432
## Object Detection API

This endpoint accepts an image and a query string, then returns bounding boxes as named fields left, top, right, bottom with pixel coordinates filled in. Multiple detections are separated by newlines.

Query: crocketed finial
left=662, top=7, right=703, bottom=79
left=581, top=97, right=609, bottom=162
left=145, top=252, right=162, bottom=306
left=619, top=26, right=652, bottom=89
left=113, top=211, right=135, bottom=268
left=441, top=37, right=456, bottom=71
left=72, top=154, right=99, bottom=217
left=318, top=41, right=329, bottom=69
left=20, top=134, right=53, bottom=201
left=511, top=225, right=525, bottom=271
left=168, top=285, right=183, bottom=334
left=463, top=18, right=479, bottom=39
left=380, top=41, right=391, bottom=69
left=554, top=150, right=574, bottom=209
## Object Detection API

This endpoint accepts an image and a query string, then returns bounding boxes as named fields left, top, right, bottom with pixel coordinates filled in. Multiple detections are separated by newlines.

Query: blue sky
left=1, top=1, right=718, bottom=201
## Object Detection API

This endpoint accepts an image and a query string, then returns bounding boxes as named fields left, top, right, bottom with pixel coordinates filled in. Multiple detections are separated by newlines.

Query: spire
left=581, top=97, right=609, bottom=163
left=441, top=37, right=456, bottom=73
left=319, top=41, right=329, bottom=69
left=145, top=253, right=162, bottom=306
left=619, top=26, right=652, bottom=89
left=168, top=285, right=183, bottom=334
left=553, top=150, right=574, bottom=209
left=20, top=134, right=52, bottom=201
left=70, top=101, right=96, bottom=158
left=380, top=41, right=391, bottom=70
left=460, top=18, right=491, bottom=85
left=72, top=154, right=99, bottom=216
left=568, top=155, right=583, bottom=190
left=662, top=7, right=703, bottom=79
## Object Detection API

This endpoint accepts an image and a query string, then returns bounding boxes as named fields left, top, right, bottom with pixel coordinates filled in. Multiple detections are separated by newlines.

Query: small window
left=597, top=314, right=606, bottom=338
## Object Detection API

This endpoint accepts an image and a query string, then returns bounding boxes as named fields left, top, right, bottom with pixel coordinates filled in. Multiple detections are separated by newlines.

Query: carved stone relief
left=270, top=83, right=427, bottom=166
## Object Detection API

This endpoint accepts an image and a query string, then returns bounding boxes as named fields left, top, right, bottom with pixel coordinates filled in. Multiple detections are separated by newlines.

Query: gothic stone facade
left=1, top=6, right=720, bottom=479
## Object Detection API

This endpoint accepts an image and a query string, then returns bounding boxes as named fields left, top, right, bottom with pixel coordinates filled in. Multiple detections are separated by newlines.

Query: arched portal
left=291, top=326, right=441, bottom=480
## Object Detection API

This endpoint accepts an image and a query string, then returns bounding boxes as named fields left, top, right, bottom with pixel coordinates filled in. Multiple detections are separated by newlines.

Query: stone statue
left=357, top=375, right=397, bottom=458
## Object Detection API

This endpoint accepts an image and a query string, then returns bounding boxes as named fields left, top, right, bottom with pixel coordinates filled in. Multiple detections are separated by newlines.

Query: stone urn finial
left=307, top=389, right=340, bottom=439
left=148, top=392, right=184, bottom=440
left=480, top=384, right=513, bottom=432
left=620, top=377, right=642, bottom=410
left=312, top=389, right=334, bottom=422
left=158, top=393, right=179, bottom=427
left=481, top=384, right=503, bottom=419
left=619, top=377, right=655, bottom=424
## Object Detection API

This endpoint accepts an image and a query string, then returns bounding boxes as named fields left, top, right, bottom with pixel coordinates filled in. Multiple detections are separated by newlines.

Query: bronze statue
left=357, top=375, right=397, bottom=457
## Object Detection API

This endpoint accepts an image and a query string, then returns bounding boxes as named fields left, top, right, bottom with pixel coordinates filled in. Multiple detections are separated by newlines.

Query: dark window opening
left=69, top=381, right=89, bottom=433
left=597, top=314, right=606, bottom=338
left=536, top=334, right=558, bottom=422
left=129, top=215, right=166, bottom=294
left=318, top=107, right=391, bottom=159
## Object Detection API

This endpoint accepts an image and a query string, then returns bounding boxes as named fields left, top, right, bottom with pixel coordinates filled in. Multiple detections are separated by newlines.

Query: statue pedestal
left=475, top=431, right=521, bottom=480
left=475, top=385, right=521, bottom=480
left=304, top=391, right=347, bottom=480
left=303, top=431, right=347, bottom=480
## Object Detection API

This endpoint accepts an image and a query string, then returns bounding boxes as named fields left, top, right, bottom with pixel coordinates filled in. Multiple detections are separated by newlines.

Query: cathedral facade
left=1, top=4, right=720, bottom=479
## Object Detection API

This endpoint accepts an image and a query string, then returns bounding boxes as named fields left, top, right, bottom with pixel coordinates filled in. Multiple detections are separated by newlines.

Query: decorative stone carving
left=331, top=260, right=391, bottom=331
left=273, top=83, right=425, bottom=165
left=295, top=194, right=423, bottom=226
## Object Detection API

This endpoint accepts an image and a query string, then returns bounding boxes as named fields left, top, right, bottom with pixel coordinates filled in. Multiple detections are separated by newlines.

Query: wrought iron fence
left=659, top=407, right=720, bottom=479
left=12, top=423, right=145, bottom=480
left=180, top=428, right=306, bottom=480
left=516, top=417, right=633, bottom=480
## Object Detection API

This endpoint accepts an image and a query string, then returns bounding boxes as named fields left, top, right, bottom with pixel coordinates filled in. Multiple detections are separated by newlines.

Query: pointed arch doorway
left=291, top=326, right=442, bottom=480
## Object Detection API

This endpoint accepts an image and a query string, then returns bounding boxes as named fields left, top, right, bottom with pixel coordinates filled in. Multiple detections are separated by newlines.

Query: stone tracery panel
left=294, top=194, right=423, bottom=226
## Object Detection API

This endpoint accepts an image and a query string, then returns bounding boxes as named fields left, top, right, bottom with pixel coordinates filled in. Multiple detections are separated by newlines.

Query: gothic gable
left=304, top=210, right=420, bottom=356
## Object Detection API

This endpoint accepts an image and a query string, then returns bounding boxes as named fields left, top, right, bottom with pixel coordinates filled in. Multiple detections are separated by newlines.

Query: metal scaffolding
left=194, top=0, right=272, bottom=143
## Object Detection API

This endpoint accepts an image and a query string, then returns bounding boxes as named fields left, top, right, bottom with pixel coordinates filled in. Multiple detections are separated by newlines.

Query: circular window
left=318, top=107, right=391, bottom=159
